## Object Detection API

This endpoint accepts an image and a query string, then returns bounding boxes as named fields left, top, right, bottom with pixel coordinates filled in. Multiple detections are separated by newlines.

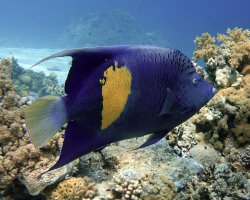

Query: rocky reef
left=59, top=10, right=169, bottom=48
left=10, top=57, right=64, bottom=97
left=0, top=27, right=249, bottom=199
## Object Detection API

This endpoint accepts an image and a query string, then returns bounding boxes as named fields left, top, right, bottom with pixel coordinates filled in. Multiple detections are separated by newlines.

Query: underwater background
left=0, top=0, right=249, bottom=199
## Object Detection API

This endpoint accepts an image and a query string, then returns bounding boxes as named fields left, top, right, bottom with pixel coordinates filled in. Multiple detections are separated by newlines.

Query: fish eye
left=192, top=78, right=198, bottom=85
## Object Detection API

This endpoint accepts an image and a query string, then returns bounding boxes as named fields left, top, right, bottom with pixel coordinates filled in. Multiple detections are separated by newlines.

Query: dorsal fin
left=31, top=46, right=131, bottom=94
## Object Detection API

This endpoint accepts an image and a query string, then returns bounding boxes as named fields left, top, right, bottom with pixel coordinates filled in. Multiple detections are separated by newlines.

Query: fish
left=25, top=45, right=216, bottom=172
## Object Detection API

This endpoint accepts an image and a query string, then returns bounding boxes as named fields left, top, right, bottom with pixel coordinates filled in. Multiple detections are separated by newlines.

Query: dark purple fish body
left=25, top=45, right=216, bottom=172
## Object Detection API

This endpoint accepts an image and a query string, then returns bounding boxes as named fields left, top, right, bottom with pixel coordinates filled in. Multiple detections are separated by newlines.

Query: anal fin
left=48, top=120, right=108, bottom=172
left=137, top=129, right=170, bottom=149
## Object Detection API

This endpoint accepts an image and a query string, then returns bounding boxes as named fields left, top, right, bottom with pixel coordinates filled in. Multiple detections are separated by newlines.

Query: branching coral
left=46, top=177, right=97, bottom=200
left=193, top=33, right=218, bottom=62
left=110, top=172, right=178, bottom=200
left=0, top=58, right=76, bottom=197
left=111, top=175, right=143, bottom=199
left=193, top=28, right=249, bottom=88
left=217, top=28, right=250, bottom=69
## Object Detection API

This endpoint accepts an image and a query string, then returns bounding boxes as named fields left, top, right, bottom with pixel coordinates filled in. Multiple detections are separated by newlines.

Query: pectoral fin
left=160, top=88, right=195, bottom=116
left=159, top=88, right=176, bottom=116
left=180, top=107, right=195, bottom=115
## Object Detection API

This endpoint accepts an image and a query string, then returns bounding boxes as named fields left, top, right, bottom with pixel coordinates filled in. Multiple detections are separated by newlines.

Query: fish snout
left=209, top=85, right=217, bottom=98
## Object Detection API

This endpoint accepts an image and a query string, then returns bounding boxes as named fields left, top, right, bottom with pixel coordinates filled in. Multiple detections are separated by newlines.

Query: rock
left=19, top=160, right=77, bottom=195
left=190, top=144, right=220, bottom=167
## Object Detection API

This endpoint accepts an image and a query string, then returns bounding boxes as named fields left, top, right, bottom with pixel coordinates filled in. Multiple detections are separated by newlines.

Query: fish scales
left=25, top=45, right=216, bottom=173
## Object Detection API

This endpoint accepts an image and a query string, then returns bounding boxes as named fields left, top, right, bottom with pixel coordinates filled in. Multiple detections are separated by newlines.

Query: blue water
left=0, top=0, right=249, bottom=57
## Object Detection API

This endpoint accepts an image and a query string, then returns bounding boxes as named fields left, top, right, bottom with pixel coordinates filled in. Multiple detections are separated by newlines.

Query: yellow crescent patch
left=100, top=61, right=132, bottom=130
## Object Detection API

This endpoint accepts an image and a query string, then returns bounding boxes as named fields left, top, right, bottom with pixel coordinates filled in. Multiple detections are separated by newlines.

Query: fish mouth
left=209, top=85, right=217, bottom=98
left=212, top=87, right=217, bottom=94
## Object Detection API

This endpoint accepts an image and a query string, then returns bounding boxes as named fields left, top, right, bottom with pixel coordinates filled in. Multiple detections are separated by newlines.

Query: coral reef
left=167, top=119, right=198, bottom=157
left=59, top=10, right=169, bottom=48
left=10, top=57, right=64, bottom=97
left=192, top=75, right=249, bottom=147
left=193, top=27, right=249, bottom=88
left=175, top=28, right=250, bottom=199
left=0, top=58, right=77, bottom=198
left=167, top=28, right=250, bottom=199
left=78, top=137, right=203, bottom=199
left=45, top=177, right=97, bottom=200
left=180, top=157, right=249, bottom=199
left=1, top=28, right=249, bottom=199
left=110, top=172, right=177, bottom=200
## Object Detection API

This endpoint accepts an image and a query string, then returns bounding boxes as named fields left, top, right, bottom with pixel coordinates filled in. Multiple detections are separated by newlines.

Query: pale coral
left=110, top=172, right=178, bottom=200
left=111, top=175, right=143, bottom=199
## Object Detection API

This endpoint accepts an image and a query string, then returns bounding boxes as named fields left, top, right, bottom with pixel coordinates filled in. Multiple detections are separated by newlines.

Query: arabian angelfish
left=25, top=45, right=216, bottom=172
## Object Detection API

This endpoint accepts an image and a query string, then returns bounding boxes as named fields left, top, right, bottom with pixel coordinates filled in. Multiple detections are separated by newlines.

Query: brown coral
left=192, top=79, right=249, bottom=147
left=0, top=58, right=74, bottom=197
left=193, top=33, right=218, bottom=62
left=0, top=58, right=16, bottom=100
left=46, top=177, right=97, bottom=200
left=193, top=27, right=250, bottom=71
left=141, top=173, right=178, bottom=200
left=217, top=28, right=250, bottom=69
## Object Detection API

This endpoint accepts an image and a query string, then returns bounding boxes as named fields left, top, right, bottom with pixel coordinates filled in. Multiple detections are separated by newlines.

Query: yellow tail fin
left=25, top=96, right=67, bottom=148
